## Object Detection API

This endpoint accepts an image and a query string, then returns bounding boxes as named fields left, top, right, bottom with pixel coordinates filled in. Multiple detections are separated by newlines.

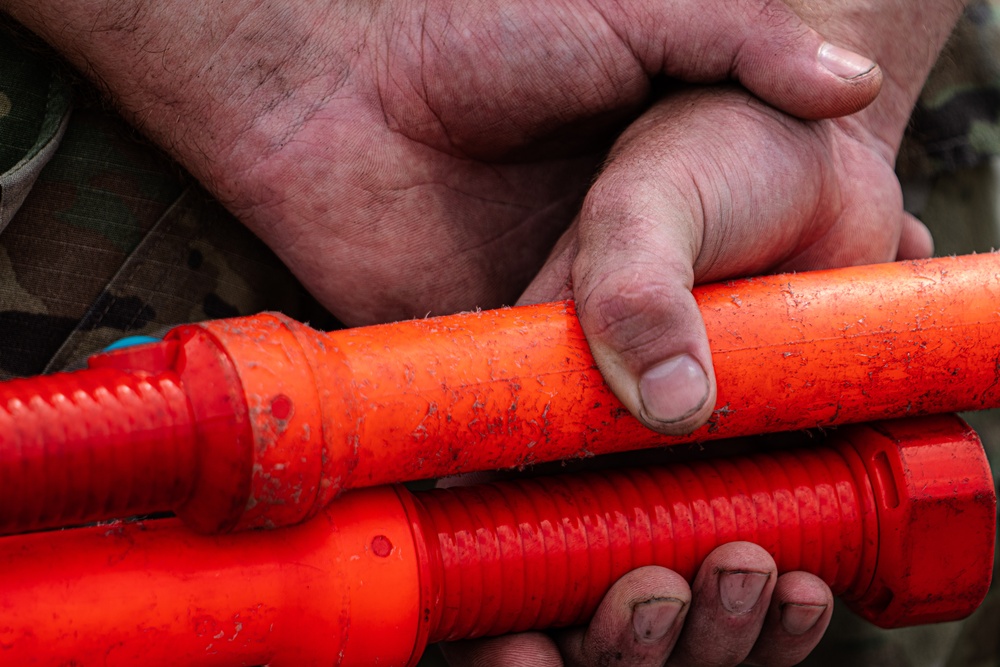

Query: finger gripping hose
left=418, top=447, right=870, bottom=640
left=0, top=416, right=993, bottom=666
left=2, top=253, right=1000, bottom=534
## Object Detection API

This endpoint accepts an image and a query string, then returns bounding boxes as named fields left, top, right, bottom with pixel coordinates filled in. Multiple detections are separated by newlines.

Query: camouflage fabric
left=0, top=26, right=71, bottom=233
left=897, top=0, right=1000, bottom=182
left=1, top=4, right=1000, bottom=667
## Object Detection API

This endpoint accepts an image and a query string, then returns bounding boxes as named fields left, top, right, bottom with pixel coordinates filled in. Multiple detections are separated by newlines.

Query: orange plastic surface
left=0, top=416, right=992, bottom=665
left=0, top=485, right=423, bottom=666
left=2, top=253, right=1000, bottom=534
left=196, top=253, right=1000, bottom=529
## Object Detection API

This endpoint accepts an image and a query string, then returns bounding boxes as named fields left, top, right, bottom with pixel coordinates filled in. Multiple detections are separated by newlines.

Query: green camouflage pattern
left=0, top=23, right=71, bottom=232
left=897, top=0, right=1000, bottom=181
left=1, top=5, right=1000, bottom=667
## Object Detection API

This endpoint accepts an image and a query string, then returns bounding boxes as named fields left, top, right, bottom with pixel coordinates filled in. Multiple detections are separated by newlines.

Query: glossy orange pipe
left=2, top=254, right=1000, bottom=534
left=0, top=416, right=993, bottom=666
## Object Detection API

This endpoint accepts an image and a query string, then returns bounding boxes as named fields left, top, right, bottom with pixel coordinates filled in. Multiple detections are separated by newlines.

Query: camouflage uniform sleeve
left=897, top=0, right=1000, bottom=182
left=0, top=24, right=71, bottom=233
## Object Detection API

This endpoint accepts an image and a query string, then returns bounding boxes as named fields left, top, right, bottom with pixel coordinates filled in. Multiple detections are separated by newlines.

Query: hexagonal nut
left=840, top=414, right=995, bottom=628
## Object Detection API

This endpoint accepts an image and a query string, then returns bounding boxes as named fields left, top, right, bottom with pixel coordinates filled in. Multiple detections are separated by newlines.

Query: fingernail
left=632, top=598, right=685, bottom=644
left=819, top=42, right=876, bottom=79
left=639, top=354, right=709, bottom=423
left=781, top=603, right=827, bottom=635
left=719, top=571, right=769, bottom=614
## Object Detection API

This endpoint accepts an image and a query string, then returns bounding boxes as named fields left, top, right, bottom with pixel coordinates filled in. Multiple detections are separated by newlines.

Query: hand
left=2, top=0, right=883, bottom=327
left=517, top=82, right=937, bottom=434
left=441, top=543, right=834, bottom=667
left=445, top=34, right=948, bottom=661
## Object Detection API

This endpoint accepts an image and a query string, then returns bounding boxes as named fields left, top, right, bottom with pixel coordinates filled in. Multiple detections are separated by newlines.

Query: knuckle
left=576, top=265, right=687, bottom=369
left=580, top=174, right=653, bottom=225
left=741, top=0, right=801, bottom=33
left=732, top=0, right=813, bottom=71
left=581, top=268, right=663, bottom=333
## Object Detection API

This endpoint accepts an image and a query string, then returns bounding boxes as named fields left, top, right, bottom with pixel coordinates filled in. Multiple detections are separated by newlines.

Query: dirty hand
left=442, top=543, right=833, bottom=667
left=3, top=0, right=882, bottom=326
left=512, top=0, right=964, bottom=436
left=515, top=82, right=934, bottom=436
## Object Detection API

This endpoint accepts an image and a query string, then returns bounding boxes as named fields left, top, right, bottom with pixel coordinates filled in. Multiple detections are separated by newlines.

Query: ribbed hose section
left=0, top=368, right=197, bottom=533
left=418, top=445, right=875, bottom=643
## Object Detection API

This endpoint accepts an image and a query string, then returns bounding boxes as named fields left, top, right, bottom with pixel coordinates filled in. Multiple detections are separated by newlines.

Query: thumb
left=572, top=171, right=717, bottom=435
left=605, top=0, right=882, bottom=119
left=565, top=84, right=863, bottom=435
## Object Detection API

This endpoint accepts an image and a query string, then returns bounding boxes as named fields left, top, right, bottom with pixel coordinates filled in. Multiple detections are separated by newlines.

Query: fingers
left=744, top=572, right=834, bottom=667
left=556, top=566, right=692, bottom=667
left=568, top=160, right=716, bottom=434
left=569, top=84, right=912, bottom=435
left=441, top=553, right=832, bottom=667
left=533, top=122, right=722, bottom=435
left=710, top=4, right=881, bottom=120
left=441, top=568, right=691, bottom=667
left=572, top=146, right=716, bottom=435
left=607, top=0, right=882, bottom=119
left=896, top=213, right=934, bottom=260
left=665, top=543, right=777, bottom=667
left=572, top=206, right=718, bottom=435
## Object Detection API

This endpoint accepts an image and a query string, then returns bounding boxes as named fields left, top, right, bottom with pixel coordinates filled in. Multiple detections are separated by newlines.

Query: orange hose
left=2, top=253, right=1000, bottom=533
left=0, top=416, right=993, bottom=666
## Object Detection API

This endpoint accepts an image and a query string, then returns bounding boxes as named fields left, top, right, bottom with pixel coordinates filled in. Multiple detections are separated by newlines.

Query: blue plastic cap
left=103, top=335, right=162, bottom=352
